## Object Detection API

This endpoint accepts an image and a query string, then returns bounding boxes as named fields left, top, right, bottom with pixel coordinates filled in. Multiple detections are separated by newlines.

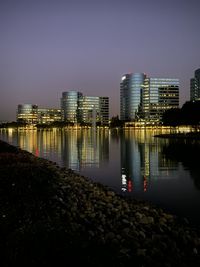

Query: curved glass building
left=129, top=73, right=146, bottom=120
left=120, top=72, right=179, bottom=123
left=120, top=73, right=146, bottom=121
left=17, top=104, right=38, bottom=124
left=61, top=91, right=109, bottom=125
left=61, top=91, right=83, bottom=122
left=120, top=74, right=130, bottom=121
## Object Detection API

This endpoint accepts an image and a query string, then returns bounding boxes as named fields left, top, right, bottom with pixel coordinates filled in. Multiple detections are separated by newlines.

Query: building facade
left=120, top=73, right=146, bottom=121
left=61, top=91, right=109, bottom=125
left=17, top=104, right=38, bottom=124
left=190, top=68, right=200, bottom=101
left=99, top=97, right=109, bottom=125
left=37, top=108, right=62, bottom=124
left=79, top=96, right=100, bottom=124
left=60, top=91, right=83, bottom=123
left=142, top=78, right=179, bottom=122
left=120, top=74, right=131, bottom=121
left=120, top=73, right=179, bottom=123
left=17, top=104, right=61, bottom=124
left=129, top=73, right=146, bottom=120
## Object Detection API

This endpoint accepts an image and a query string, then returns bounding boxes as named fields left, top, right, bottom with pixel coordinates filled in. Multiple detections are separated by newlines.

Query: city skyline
left=1, top=0, right=200, bottom=121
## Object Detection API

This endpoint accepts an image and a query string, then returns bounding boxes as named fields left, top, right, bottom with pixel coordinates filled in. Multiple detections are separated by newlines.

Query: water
left=1, top=127, right=200, bottom=225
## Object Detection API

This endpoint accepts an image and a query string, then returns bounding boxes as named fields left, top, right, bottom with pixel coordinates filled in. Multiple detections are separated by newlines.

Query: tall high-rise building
left=142, top=78, right=179, bottom=122
left=79, top=96, right=100, bottom=124
left=120, top=74, right=131, bottom=121
left=120, top=73, right=179, bottom=123
left=60, top=91, right=83, bottom=123
left=99, top=97, right=109, bottom=125
left=190, top=68, right=200, bottom=101
left=61, top=91, right=109, bottom=125
left=120, top=73, right=146, bottom=121
left=129, top=73, right=146, bottom=120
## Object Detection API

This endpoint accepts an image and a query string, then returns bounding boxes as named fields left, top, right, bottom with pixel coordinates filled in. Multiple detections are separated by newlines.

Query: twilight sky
left=0, top=0, right=200, bottom=121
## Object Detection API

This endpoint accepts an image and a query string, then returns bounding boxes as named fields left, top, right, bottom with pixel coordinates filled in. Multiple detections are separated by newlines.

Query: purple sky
left=0, top=0, right=200, bottom=121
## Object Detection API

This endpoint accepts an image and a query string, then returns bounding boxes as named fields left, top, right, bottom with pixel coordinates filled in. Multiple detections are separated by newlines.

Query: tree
left=110, top=116, right=124, bottom=128
left=162, top=108, right=182, bottom=126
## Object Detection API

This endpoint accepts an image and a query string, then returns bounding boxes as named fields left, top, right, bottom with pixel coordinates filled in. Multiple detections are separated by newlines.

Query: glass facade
left=99, top=97, right=109, bottom=125
left=17, top=104, right=62, bottom=124
left=17, top=92, right=109, bottom=126
left=120, top=73, right=146, bottom=121
left=61, top=91, right=109, bottom=125
left=120, top=73, right=179, bottom=123
left=17, top=104, right=38, bottom=124
left=129, top=73, right=146, bottom=120
left=190, top=68, right=200, bottom=101
left=120, top=74, right=131, bottom=121
left=144, top=78, right=179, bottom=122
left=79, top=96, right=100, bottom=124
left=37, top=108, right=62, bottom=124
left=61, top=91, right=83, bottom=123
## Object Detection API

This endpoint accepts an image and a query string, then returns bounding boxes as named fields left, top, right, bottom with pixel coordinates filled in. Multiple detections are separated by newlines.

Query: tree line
left=162, top=100, right=200, bottom=126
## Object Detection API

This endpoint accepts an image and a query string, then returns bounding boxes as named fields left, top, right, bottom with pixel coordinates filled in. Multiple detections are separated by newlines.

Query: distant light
left=121, top=76, right=126, bottom=81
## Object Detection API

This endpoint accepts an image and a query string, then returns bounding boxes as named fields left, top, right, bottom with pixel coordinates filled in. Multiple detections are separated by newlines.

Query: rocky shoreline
left=0, top=139, right=200, bottom=266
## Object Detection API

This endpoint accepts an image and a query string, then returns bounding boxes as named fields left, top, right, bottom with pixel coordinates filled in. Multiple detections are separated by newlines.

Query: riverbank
left=1, top=139, right=200, bottom=267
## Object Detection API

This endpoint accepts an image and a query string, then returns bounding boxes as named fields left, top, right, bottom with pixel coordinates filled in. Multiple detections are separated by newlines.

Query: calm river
left=1, top=127, right=200, bottom=225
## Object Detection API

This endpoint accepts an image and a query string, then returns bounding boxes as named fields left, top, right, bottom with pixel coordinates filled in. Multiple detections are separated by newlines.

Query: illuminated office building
left=120, top=74, right=131, bottom=121
left=17, top=104, right=38, bottom=124
left=120, top=73, right=179, bottom=122
left=120, top=73, right=146, bottom=121
left=37, top=108, right=62, bottom=124
left=17, top=104, right=61, bottom=124
left=79, top=96, right=100, bottom=124
left=190, top=68, right=200, bottom=101
left=142, top=78, right=179, bottom=122
left=99, top=97, right=109, bottom=125
left=61, top=91, right=83, bottom=123
left=61, top=91, right=109, bottom=125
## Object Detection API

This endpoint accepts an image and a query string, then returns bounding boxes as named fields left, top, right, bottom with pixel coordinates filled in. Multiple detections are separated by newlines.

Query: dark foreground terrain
left=0, top=140, right=200, bottom=267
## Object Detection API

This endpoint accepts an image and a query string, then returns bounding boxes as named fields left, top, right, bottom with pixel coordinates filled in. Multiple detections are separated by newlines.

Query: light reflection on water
left=1, top=127, right=200, bottom=225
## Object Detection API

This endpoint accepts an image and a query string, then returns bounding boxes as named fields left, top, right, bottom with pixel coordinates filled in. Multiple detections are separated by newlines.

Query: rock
left=105, top=232, right=115, bottom=240
left=140, top=216, right=154, bottom=224
left=139, top=231, right=146, bottom=239
left=122, top=218, right=130, bottom=225
left=135, top=212, right=143, bottom=220
left=193, top=248, right=198, bottom=254
left=107, top=191, right=115, bottom=197
left=122, top=227, right=130, bottom=236
left=137, top=248, right=146, bottom=256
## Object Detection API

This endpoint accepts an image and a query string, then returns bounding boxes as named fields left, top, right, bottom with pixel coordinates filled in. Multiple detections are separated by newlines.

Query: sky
left=0, top=0, right=200, bottom=121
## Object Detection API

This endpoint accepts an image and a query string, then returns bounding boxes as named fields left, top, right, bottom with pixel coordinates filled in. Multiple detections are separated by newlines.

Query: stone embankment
left=0, top=140, right=200, bottom=266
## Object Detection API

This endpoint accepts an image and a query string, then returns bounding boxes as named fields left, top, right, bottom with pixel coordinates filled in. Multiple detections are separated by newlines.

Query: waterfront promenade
left=0, top=139, right=200, bottom=266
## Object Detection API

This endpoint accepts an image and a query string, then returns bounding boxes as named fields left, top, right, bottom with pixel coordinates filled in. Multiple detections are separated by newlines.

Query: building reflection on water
left=60, top=129, right=109, bottom=171
left=120, top=129, right=179, bottom=193
left=1, top=128, right=182, bottom=193
left=1, top=127, right=200, bottom=225
left=4, top=128, right=109, bottom=172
